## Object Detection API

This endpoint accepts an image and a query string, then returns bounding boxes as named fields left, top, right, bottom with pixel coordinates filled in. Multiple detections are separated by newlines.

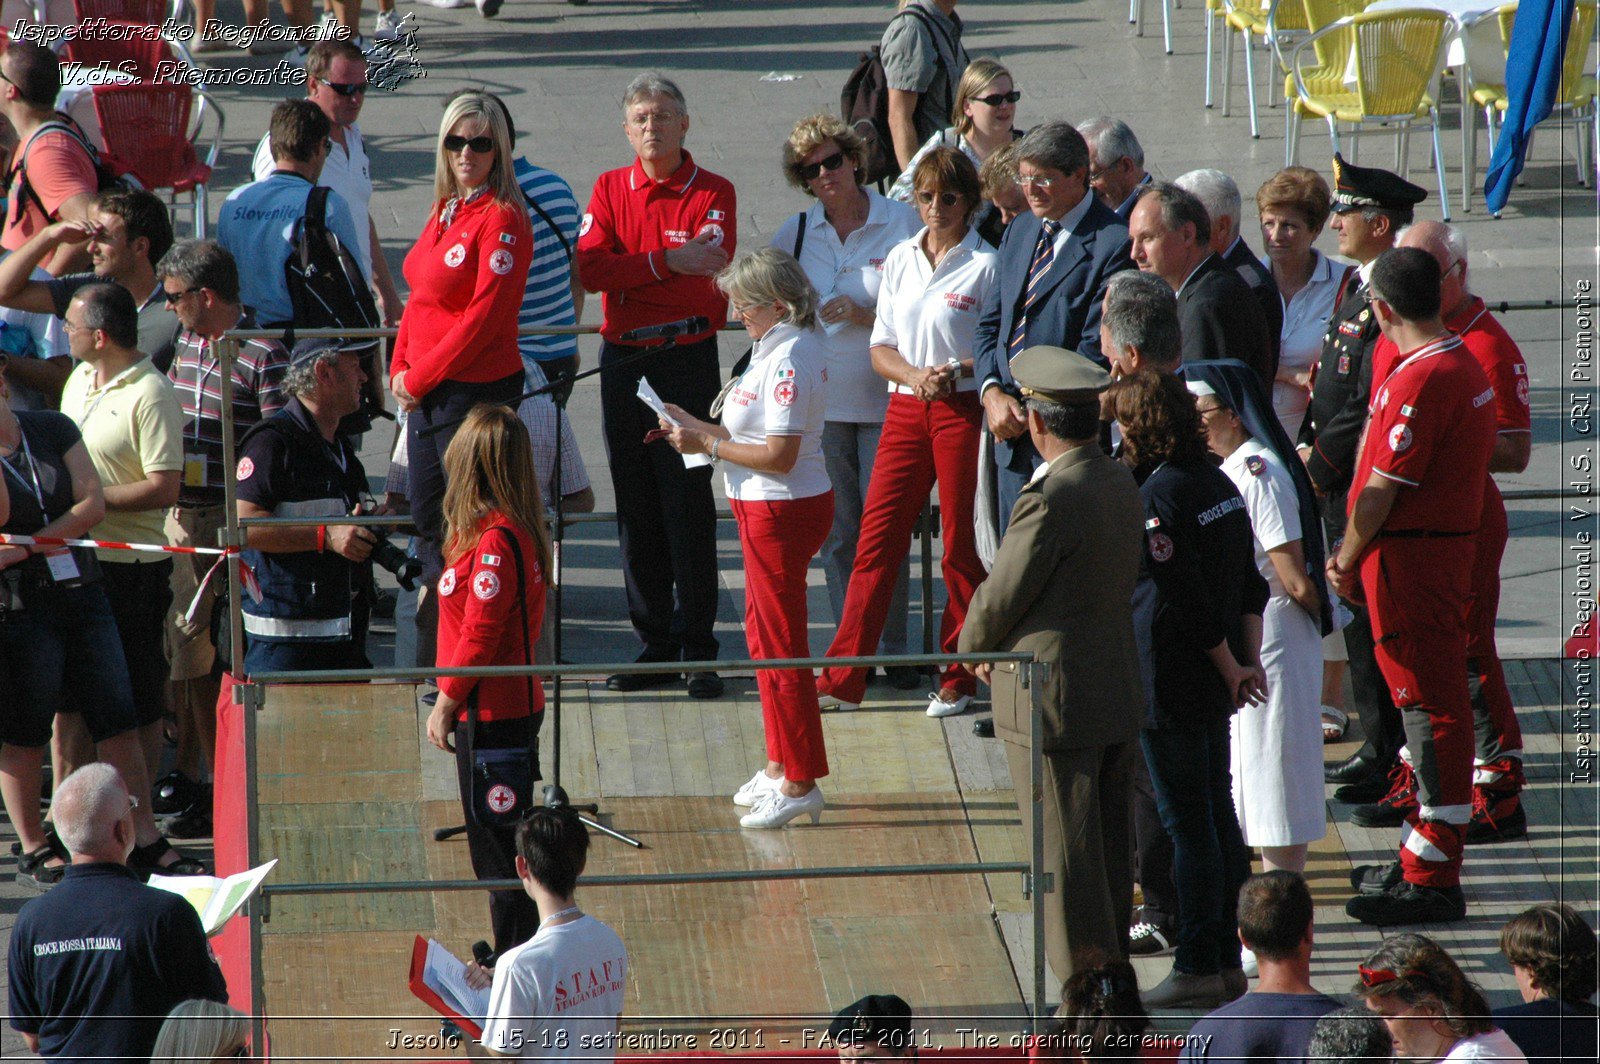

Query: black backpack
left=284, top=185, right=378, bottom=341
left=840, top=5, right=956, bottom=187
left=5, top=115, right=140, bottom=223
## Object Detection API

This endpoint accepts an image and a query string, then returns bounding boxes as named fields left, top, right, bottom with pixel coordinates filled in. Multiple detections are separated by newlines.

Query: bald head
left=1398, top=220, right=1470, bottom=311
left=54, top=763, right=135, bottom=862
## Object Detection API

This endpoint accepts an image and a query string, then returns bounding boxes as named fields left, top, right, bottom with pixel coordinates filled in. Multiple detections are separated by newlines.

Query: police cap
left=827, top=994, right=913, bottom=1048
left=1330, top=153, right=1426, bottom=214
left=1011, top=345, right=1112, bottom=405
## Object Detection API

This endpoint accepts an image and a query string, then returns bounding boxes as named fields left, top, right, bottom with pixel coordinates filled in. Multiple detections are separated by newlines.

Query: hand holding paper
left=637, top=378, right=711, bottom=468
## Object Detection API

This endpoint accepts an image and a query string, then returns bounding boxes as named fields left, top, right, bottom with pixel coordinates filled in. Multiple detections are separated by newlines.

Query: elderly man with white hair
left=1078, top=117, right=1153, bottom=220
left=6, top=764, right=227, bottom=1061
left=1176, top=168, right=1283, bottom=374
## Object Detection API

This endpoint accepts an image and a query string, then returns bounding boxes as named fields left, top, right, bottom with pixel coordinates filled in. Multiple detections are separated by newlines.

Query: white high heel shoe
left=817, top=693, right=859, bottom=712
left=732, top=769, right=783, bottom=808
left=739, top=786, right=824, bottom=828
left=926, top=691, right=972, bottom=718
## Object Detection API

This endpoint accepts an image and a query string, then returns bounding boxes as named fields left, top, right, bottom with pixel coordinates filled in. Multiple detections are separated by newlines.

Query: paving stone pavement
left=3, top=1, right=1595, bottom=1056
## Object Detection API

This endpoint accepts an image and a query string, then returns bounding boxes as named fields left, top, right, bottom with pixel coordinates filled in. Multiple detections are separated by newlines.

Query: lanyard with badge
left=183, top=353, right=216, bottom=490
left=1, top=426, right=80, bottom=583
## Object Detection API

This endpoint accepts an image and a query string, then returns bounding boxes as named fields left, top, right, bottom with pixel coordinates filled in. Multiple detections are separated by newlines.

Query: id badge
left=183, top=452, right=208, bottom=489
left=43, top=548, right=79, bottom=583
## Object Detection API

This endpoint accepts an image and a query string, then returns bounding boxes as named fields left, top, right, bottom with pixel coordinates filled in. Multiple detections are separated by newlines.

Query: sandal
left=129, top=836, right=211, bottom=879
left=1321, top=705, right=1349, bottom=743
left=16, top=843, right=66, bottom=891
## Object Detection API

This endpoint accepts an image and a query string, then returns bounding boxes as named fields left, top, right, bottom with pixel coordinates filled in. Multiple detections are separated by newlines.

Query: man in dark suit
left=1078, top=116, right=1153, bottom=220
left=973, top=120, right=1134, bottom=523
left=1176, top=168, right=1283, bottom=377
left=959, top=346, right=1145, bottom=983
left=1129, top=181, right=1273, bottom=389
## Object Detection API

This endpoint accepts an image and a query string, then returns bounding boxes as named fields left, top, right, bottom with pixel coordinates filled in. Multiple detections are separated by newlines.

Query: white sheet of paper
left=637, top=378, right=711, bottom=468
left=423, top=938, right=490, bottom=1026
left=148, top=859, right=278, bottom=936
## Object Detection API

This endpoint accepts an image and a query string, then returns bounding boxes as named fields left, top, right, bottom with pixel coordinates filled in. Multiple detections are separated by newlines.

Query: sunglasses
left=162, top=287, right=201, bottom=304
left=799, top=151, right=847, bottom=182
left=444, top=134, right=495, bottom=155
left=972, top=89, right=1022, bottom=107
left=323, top=81, right=368, bottom=97
left=1358, top=964, right=1402, bottom=988
left=915, top=190, right=963, bottom=207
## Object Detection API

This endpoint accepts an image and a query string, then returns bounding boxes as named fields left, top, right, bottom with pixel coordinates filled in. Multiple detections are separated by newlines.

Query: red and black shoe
left=1349, top=760, right=1419, bottom=828
left=1466, top=785, right=1527, bottom=844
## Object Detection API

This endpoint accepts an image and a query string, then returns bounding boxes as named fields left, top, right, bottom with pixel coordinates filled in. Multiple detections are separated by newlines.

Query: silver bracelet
left=709, top=437, right=722, bottom=462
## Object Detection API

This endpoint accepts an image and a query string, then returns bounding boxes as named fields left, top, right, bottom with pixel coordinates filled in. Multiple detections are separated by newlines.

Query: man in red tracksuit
left=1328, top=248, right=1494, bottom=927
left=575, top=73, right=736, bottom=698
left=1353, top=221, right=1534, bottom=844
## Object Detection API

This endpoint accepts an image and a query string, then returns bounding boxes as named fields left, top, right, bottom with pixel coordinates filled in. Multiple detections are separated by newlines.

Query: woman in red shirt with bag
left=392, top=92, right=533, bottom=594
left=423, top=404, right=550, bottom=954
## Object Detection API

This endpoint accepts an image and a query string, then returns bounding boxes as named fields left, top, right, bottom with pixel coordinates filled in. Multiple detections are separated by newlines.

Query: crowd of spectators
left=0, top=0, right=1589, bottom=1054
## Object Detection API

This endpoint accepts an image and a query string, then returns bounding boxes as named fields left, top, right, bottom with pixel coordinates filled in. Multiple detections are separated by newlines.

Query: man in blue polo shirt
left=7, top=763, right=227, bottom=1059
left=218, top=98, right=366, bottom=330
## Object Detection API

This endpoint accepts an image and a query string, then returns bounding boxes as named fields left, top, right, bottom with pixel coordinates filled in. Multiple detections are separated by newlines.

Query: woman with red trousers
left=660, top=248, right=833, bottom=829
left=391, top=93, right=533, bottom=589
left=817, top=148, right=997, bottom=718
left=424, top=404, right=551, bottom=953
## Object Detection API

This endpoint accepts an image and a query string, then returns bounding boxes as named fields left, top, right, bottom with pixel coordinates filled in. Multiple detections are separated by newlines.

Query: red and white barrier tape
left=0, top=533, right=263, bottom=614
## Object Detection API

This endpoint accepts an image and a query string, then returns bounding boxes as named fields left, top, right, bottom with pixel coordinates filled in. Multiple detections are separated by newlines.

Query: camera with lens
left=369, top=534, right=422, bottom=591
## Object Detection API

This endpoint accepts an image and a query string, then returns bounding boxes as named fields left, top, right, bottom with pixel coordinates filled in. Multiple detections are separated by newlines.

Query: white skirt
left=1231, top=595, right=1327, bottom=847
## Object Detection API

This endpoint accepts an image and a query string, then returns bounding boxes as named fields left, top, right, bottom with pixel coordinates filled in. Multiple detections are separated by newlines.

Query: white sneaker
left=373, top=9, right=404, bottom=38
left=927, top=691, right=972, bottom=718
left=421, top=0, right=471, bottom=7
left=817, top=693, right=859, bottom=712
left=475, top=0, right=503, bottom=15
left=739, top=787, right=824, bottom=829
left=732, top=769, right=782, bottom=808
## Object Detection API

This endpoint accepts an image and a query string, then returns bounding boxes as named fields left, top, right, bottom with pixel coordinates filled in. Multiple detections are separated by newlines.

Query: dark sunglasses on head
left=972, top=89, right=1022, bottom=107
left=323, top=81, right=368, bottom=97
left=799, top=151, right=847, bottom=182
left=444, top=134, right=495, bottom=154
left=915, top=190, right=963, bottom=207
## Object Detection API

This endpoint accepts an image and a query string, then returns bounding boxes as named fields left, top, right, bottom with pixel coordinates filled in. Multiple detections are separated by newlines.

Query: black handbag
left=463, top=531, right=540, bottom=829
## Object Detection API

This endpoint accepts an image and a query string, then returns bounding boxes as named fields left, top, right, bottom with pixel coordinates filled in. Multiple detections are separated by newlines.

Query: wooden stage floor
left=250, top=659, right=1594, bottom=1059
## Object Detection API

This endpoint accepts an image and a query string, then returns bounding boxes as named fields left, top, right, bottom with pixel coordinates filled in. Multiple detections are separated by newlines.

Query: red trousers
left=1362, top=538, right=1475, bottom=888
left=1468, top=481, right=1523, bottom=768
left=819, top=392, right=984, bottom=704
left=731, top=491, right=834, bottom=782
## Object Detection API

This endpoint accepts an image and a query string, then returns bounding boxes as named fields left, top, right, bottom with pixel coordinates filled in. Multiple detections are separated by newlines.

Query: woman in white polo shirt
left=660, top=248, right=833, bottom=830
left=817, top=147, right=997, bottom=719
left=774, top=114, right=922, bottom=690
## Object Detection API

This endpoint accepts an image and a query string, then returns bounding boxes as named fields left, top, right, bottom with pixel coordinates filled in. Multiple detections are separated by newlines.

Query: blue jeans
left=1141, top=720, right=1252, bottom=975
left=820, top=421, right=909, bottom=655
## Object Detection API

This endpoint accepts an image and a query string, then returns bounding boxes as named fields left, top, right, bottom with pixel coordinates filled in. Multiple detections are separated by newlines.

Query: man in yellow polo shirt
left=56, top=283, right=184, bottom=794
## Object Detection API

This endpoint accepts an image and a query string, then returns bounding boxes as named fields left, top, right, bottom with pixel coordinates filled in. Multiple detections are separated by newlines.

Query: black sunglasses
left=915, top=190, right=963, bottom=207
left=972, top=89, right=1022, bottom=107
left=163, top=287, right=201, bottom=304
left=799, top=151, right=847, bottom=182
left=323, top=81, right=368, bottom=97
left=444, top=134, right=495, bottom=154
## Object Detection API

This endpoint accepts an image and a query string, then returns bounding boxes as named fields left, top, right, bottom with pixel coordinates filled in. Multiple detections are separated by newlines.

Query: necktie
left=1007, top=219, right=1061, bottom=361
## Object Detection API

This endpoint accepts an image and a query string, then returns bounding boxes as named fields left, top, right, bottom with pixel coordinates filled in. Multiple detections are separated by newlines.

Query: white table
left=1365, top=0, right=1506, bottom=82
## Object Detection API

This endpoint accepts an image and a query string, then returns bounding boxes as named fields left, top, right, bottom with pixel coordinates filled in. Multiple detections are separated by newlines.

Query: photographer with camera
left=235, top=337, right=390, bottom=674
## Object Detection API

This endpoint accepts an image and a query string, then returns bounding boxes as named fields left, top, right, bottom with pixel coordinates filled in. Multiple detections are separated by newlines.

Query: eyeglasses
left=443, top=134, right=495, bottom=155
left=916, top=190, right=963, bottom=207
left=1013, top=173, right=1058, bottom=189
left=1088, top=162, right=1122, bottom=184
left=1195, top=403, right=1226, bottom=417
left=799, top=151, right=847, bottom=182
left=162, top=287, right=201, bottom=304
left=62, top=317, right=89, bottom=333
left=627, top=111, right=681, bottom=129
left=972, top=89, right=1022, bottom=107
left=322, top=81, right=368, bottom=97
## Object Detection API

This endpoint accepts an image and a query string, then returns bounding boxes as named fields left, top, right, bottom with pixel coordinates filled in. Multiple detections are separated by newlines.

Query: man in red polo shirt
left=1351, top=222, right=1533, bottom=845
left=1328, top=248, right=1495, bottom=926
left=576, top=72, right=736, bottom=699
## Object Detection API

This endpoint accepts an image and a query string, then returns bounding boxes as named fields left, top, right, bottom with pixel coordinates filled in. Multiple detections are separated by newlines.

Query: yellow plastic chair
left=1462, top=0, right=1597, bottom=214
left=1216, top=0, right=1274, bottom=138
left=1289, top=8, right=1454, bottom=219
left=1131, top=0, right=1176, bottom=55
left=1284, top=0, right=1371, bottom=154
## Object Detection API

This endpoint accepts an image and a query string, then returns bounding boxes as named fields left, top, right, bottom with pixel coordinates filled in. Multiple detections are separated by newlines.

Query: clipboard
left=408, top=935, right=488, bottom=1039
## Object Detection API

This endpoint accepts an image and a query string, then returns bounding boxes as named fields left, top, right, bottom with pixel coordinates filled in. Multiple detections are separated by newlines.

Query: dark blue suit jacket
left=974, top=197, right=1133, bottom=472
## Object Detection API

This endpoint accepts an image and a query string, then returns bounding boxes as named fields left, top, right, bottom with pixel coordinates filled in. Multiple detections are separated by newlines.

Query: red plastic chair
left=73, top=0, right=170, bottom=24
left=91, top=80, right=223, bottom=238
left=60, top=20, right=178, bottom=79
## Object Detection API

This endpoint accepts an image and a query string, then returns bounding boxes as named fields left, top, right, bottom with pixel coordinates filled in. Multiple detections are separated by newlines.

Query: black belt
left=1378, top=529, right=1473, bottom=539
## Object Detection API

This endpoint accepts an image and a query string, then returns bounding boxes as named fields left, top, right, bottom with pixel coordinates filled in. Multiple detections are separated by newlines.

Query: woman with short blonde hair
left=151, top=1000, right=250, bottom=1064
left=888, top=57, right=1023, bottom=204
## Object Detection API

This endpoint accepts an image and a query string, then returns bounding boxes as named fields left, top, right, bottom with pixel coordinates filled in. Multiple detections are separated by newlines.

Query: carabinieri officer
left=235, top=338, right=376, bottom=674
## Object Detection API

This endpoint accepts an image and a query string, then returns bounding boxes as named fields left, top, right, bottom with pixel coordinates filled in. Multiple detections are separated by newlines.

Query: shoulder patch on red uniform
left=1389, top=424, right=1413, bottom=453
left=1148, top=532, right=1174, bottom=563
left=480, top=553, right=501, bottom=567
left=1245, top=455, right=1265, bottom=477
left=235, top=457, right=254, bottom=480
left=444, top=244, right=467, bottom=268
left=1516, top=378, right=1530, bottom=406
left=438, top=569, right=457, bottom=596
left=499, top=232, right=516, bottom=245
left=488, top=249, right=515, bottom=275
left=707, top=209, right=726, bottom=221
left=579, top=213, right=593, bottom=237
left=473, top=570, right=501, bottom=601
left=698, top=222, right=725, bottom=247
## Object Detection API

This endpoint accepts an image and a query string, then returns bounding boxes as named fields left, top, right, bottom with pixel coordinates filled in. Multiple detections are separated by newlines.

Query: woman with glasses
left=151, top=1000, right=251, bottom=1063
left=773, top=114, right=921, bottom=691
left=1357, top=934, right=1527, bottom=1064
left=658, top=249, right=833, bottom=829
left=888, top=58, right=1024, bottom=206
left=817, top=148, right=996, bottom=718
left=391, top=93, right=533, bottom=602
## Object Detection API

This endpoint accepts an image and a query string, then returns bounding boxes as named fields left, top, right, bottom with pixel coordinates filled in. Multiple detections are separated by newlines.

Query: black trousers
left=454, top=713, right=542, bottom=955
left=598, top=337, right=722, bottom=662
left=407, top=372, right=526, bottom=581
left=101, top=558, right=173, bottom=728
left=1325, top=490, right=1402, bottom=765
left=1131, top=742, right=1176, bottom=930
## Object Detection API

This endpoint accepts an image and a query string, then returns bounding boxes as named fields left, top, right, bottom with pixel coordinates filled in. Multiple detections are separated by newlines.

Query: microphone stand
left=431, top=335, right=688, bottom=850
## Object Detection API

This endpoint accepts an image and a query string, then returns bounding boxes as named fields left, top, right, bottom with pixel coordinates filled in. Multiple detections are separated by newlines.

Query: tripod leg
left=578, top=813, right=645, bottom=848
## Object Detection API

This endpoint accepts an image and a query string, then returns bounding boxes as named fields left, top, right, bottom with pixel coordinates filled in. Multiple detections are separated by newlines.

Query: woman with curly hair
left=1357, top=933, right=1527, bottom=1063
left=1493, top=903, right=1598, bottom=1064
left=1107, top=370, right=1267, bottom=1011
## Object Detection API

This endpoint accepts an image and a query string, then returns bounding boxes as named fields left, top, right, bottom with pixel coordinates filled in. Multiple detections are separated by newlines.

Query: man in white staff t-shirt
left=470, top=807, right=628, bottom=1062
